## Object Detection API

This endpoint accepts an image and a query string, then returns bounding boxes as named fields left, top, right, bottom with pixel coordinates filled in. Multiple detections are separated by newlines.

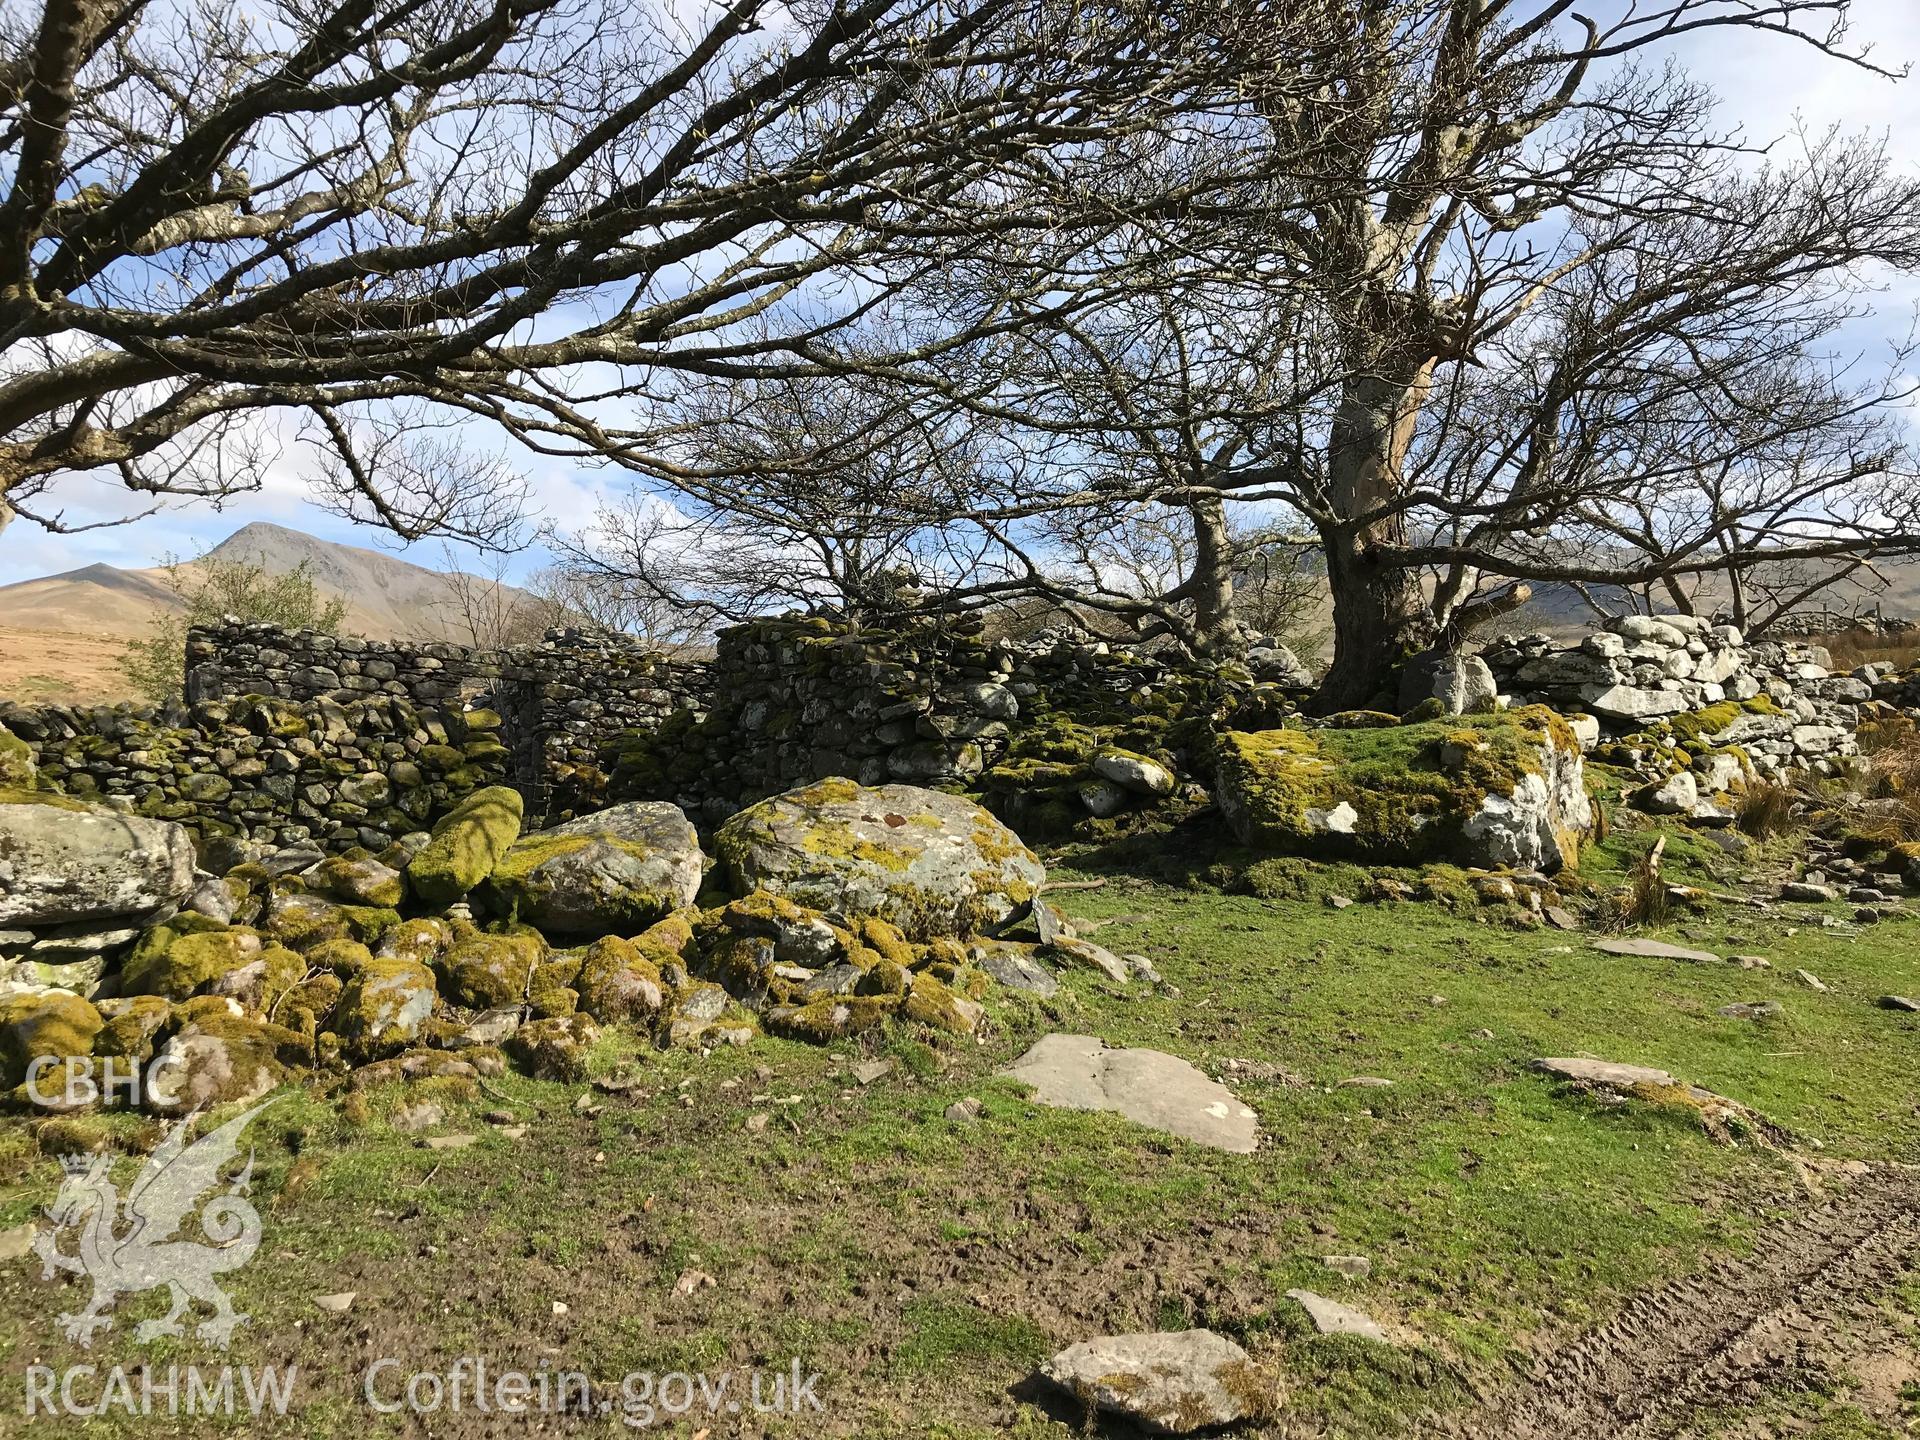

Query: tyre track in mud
left=1469, top=1166, right=1920, bottom=1440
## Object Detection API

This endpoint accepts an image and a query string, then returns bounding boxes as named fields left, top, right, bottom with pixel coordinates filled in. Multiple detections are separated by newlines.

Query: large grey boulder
left=1633, top=770, right=1698, bottom=815
left=486, top=800, right=704, bottom=935
left=1401, top=650, right=1499, bottom=715
left=0, top=795, right=195, bottom=927
left=1000, top=1034, right=1259, bottom=1153
left=1579, top=683, right=1691, bottom=721
left=713, top=779, right=1044, bottom=938
left=1091, top=751, right=1176, bottom=796
left=1040, top=1330, right=1264, bottom=1434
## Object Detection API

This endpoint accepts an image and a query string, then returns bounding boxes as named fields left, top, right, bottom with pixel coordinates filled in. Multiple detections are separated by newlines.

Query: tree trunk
left=1313, top=366, right=1434, bottom=711
left=1184, top=492, right=1246, bottom=659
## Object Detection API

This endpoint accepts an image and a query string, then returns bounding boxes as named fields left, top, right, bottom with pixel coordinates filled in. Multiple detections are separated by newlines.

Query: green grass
left=1, top=869, right=1916, bottom=1436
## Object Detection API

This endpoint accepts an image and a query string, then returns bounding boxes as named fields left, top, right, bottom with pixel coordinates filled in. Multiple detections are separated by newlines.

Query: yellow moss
left=0, top=993, right=105, bottom=1088
left=798, top=823, right=916, bottom=871
left=769, top=995, right=900, bottom=1042
left=122, top=926, right=265, bottom=1000
left=306, top=937, right=374, bottom=978
left=0, top=786, right=88, bottom=811
left=793, top=777, right=863, bottom=806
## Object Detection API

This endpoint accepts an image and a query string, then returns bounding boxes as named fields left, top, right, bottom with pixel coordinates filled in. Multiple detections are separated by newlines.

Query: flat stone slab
left=1001, top=1034, right=1259, bottom=1153
left=1285, top=1290, right=1391, bottom=1342
left=1041, top=1330, right=1263, bottom=1433
left=1592, top=937, right=1720, bottom=964
left=1533, top=1056, right=1677, bottom=1087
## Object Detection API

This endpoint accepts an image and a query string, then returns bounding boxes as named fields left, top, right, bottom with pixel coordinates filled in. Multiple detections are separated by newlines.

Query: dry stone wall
left=11, top=609, right=1915, bottom=869
left=181, top=620, right=708, bottom=817
left=605, top=616, right=1300, bottom=821
left=0, top=692, right=507, bottom=865
left=1480, top=614, right=1898, bottom=776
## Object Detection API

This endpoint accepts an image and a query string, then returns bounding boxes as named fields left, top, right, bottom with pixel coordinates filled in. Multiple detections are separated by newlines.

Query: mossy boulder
left=713, top=892, right=846, bottom=968
left=144, top=997, right=307, bottom=1114
left=375, top=918, right=452, bottom=965
left=506, top=1014, right=597, bottom=1082
left=1214, top=707, right=1593, bottom=872
left=121, top=925, right=267, bottom=1000
left=309, top=848, right=406, bottom=908
left=901, top=972, right=987, bottom=1036
left=766, top=995, right=900, bottom=1042
left=436, top=930, right=545, bottom=1010
left=713, top=779, right=1046, bottom=939
left=306, top=937, right=375, bottom=977
left=260, top=890, right=351, bottom=950
left=405, top=785, right=524, bottom=905
left=333, top=960, right=439, bottom=1060
left=0, top=795, right=195, bottom=927
left=0, top=991, right=104, bottom=1089
left=484, top=801, right=704, bottom=936
left=575, top=935, right=669, bottom=1024
left=92, top=995, right=172, bottom=1069
left=0, top=723, right=34, bottom=789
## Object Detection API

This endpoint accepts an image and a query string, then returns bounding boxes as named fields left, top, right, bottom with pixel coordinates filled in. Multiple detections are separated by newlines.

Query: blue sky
left=2, top=0, right=1916, bottom=590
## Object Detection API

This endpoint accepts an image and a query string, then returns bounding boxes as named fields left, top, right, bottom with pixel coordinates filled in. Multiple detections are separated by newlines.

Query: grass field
left=1, top=835, right=1915, bottom=1437
left=0, top=627, right=142, bottom=707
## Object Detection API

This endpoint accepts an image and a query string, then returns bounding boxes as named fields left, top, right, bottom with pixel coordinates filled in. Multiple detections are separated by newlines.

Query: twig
left=480, top=1078, right=529, bottom=1111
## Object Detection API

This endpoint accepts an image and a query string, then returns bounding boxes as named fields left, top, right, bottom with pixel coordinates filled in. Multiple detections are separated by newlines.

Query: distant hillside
left=0, top=522, right=540, bottom=646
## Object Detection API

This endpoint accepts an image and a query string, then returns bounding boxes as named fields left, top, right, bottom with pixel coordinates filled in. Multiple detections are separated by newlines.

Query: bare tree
left=0, top=0, right=1296, bottom=540
left=424, top=543, right=547, bottom=650
left=852, top=0, right=1920, bottom=702
left=1236, top=1, right=1920, bottom=706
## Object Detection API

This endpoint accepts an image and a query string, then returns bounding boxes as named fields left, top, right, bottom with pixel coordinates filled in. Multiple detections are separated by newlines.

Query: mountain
left=0, top=561, right=186, bottom=635
left=0, top=522, right=541, bottom=645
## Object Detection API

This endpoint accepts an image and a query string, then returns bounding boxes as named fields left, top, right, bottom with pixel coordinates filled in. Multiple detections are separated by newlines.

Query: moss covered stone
left=145, top=997, right=307, bottom=1114
left=375, top=918, right=451, bottom=965
left=713, top=780, right=1045, bottom=938
left=334, top=959, right=439, bottom=1060
left=575, top=935, right=668, bottom=1023
left=307, top=937, right=375, bottom=977
left=0, top=991, right=105, bottom=1089
left=121, top=925, right=266, bottom=1000
left=767, top=995, right=899, bottom=1042
left=506, top=1014, right=597, bottom=1082
left=0, top=723, right=34, bottom=789
left=436, top=930, right=545, bottom=1010
left=310, top=848, right=406, bottom=907
left=1214, top=706, right=1592, bottom=872
left=261, top=891, right=349, bottom=949
left=901, top=973, right=986, bottom=1035
left=406, top=785, right=524, bottom=905
left=92, top=995, right=173, bottom=1069
left=483, top=801, right=702, bottom=936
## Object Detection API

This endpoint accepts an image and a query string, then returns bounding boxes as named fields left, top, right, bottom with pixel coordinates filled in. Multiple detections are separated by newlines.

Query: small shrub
left=1627, top=847, right=1669, bottom=926
left=1736, top=779, right=1797, bottom=839
left=1820, top=626, right=1920, bottom=673
left=121, top=549, right=350, bottom=705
